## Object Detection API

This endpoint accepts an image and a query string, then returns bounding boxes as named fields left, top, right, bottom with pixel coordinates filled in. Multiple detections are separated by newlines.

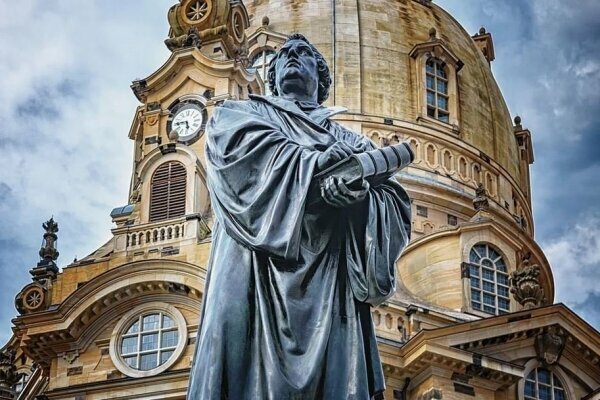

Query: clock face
left=171, top=104, right=203, bottom=141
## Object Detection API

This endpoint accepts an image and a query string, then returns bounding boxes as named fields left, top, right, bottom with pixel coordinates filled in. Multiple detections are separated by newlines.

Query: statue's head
left=267, top=33, right=332, bottom=104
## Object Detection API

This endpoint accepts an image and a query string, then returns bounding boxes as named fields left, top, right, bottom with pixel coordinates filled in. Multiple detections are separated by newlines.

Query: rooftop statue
left=188, top=33, right=413, bottom=400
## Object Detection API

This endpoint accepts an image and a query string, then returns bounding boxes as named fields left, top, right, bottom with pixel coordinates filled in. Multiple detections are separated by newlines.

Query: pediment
left=409, top=38, right=464, bottom=71
left=405, top=304, right=600, bottom=388
left=247, top=24, right=288, bottom=50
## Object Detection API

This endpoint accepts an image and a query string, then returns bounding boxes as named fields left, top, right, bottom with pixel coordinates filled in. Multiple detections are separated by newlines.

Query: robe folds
left=188, top=95, right=412, bottom=400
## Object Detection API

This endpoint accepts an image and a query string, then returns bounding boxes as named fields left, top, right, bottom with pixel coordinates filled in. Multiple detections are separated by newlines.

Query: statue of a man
left=188, top=33, right=412, bottom=400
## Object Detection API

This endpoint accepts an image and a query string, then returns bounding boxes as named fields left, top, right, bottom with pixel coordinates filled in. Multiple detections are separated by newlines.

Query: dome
left=241, top=0, right=549, bottom=313
left=244, top=0, right=520, bottom=181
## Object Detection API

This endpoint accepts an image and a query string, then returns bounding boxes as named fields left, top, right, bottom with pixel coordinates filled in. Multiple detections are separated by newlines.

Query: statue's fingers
left=325, top=176, right=337, bottom=195
left=327, top=179, right=343, bottom=201
left=334, top=178, right=358, bottom=205
left=326, top=179, right=346, bottom=207
left=321, top=185, right=339, bottom=207
left=321, top=181, right=340, bottom=206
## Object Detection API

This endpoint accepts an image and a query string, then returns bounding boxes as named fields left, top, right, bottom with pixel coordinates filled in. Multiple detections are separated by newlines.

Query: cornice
left=404, top=304, right=600, bottom=365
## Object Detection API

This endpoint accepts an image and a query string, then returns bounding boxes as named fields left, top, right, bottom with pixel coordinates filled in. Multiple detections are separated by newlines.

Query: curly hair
left=267, top=33, right=332, bottom=104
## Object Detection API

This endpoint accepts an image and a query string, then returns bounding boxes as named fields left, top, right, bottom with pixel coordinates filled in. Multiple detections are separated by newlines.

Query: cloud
left=545, top=214, right=600, bottom=327
left=438, top=0, right=600, bottom=329
left=0, top=0, right=173, bottom=344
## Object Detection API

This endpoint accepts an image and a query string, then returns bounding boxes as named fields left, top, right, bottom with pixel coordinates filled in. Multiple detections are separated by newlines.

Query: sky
left=0, top=0, right=599, bottom=345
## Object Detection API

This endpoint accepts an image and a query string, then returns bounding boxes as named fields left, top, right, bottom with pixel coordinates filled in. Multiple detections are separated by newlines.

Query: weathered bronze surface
left=188, top=34, right=412, bottom=400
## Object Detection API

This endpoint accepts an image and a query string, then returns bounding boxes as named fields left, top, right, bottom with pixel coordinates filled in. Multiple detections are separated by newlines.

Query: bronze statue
left=188, top=33, right=412, bottom=399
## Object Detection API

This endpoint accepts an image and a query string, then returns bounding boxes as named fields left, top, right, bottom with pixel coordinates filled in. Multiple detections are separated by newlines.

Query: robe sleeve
left=336, top=127, right=412, bottom=307
left=206, top=100, right=320, bottom=261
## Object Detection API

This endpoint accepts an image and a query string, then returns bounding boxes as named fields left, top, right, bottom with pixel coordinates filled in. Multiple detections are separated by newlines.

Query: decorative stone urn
left=510, top=252, right=545, bottom=309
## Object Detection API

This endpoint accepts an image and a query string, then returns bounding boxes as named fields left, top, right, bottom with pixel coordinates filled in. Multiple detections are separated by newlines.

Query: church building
left=2, top=0, right=599, bottom=399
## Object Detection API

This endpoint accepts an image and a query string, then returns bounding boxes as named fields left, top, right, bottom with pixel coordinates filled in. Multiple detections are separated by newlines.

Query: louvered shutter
left=149, top=162, right=187, bottom=222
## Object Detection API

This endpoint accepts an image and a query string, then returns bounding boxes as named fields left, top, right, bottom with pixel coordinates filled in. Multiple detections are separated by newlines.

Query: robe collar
left=249, top=94, right=347, bottom=130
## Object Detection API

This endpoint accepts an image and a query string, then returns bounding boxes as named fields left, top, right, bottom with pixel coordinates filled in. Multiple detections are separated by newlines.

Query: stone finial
left=513, top=115, right=525, bottom=133
left=478, top=26, right=486, bottom=35
left=510, top=251, right=545, bottom=309
left=39, top=217, right=59, bottom=265
left=428, top=27, right=437, bottom=41
left=514, top=115, right=522, bottom=126
left=535, top=326, right=566, bottom=366
left=0, top=348, right=19, bottom=398
left=262, top=16, right=270, bottom=27
left=472, top=183, right=489, bottom=211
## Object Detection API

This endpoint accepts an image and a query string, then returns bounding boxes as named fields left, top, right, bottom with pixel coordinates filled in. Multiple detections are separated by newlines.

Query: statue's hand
left=317, top=141, right=365, bottom=171
left=321, top=176, right=369, bottom=208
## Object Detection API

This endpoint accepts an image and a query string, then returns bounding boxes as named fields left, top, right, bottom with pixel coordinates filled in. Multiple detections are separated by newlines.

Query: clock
left=167, top=100, right=208, bottom=144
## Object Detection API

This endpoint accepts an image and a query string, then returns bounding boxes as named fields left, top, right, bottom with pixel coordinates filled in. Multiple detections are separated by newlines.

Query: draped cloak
left=188, top=95, right=412, bottom=400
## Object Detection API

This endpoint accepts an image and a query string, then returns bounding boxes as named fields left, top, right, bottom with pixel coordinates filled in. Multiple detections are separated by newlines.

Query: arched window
left=14, top=373, right=30, bottom=394
left=524, top=367, right=566, bottom=400
left=426, top=58, right=449, bottom=123
left=250, top=49, right=276, bottom=95
left=468, top=243, right=510, bottom=315
left=149, top=161, right=187, bottom=222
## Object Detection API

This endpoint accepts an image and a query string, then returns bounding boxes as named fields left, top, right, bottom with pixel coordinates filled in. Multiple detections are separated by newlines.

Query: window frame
left=109, top=302, right=188, bottom=378
left=465, top=243, right=511, bottom=316
left=249, top=47, right=276, bottom=96
left=518, top=360, right=574, bottom=400
left=524, top=367, right=567, bottom=400
left=425, top=58, right=450, bottom=123
left=119, top=312, right=179, bottom=371
left=409, top=41, right=462, bottom=132
left=14, top=373, right=30, bottom=394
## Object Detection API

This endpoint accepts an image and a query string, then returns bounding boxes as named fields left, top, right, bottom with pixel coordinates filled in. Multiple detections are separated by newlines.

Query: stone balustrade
left=111, top=215, right=211, bottom=254
left=126, top=220, right=186, bottom=249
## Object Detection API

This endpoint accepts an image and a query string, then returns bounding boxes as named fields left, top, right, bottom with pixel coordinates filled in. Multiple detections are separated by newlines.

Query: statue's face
left=274, top=39, right=319, bottom=100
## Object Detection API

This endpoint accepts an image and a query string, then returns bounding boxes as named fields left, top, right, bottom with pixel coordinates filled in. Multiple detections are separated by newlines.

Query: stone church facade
left=1, top=0, right=599, bottom=399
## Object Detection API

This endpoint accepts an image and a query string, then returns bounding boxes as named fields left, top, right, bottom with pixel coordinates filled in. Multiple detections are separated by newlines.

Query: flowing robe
left=188, top=95, right=412, bottom=400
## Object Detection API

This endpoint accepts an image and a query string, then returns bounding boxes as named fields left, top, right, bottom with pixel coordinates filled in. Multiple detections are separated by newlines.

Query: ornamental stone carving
left=164, top=26, right=202, bottom=51
left=472, top=183, right=489, bottom=211
left=510, top=252, right=545, bottom=309
left=164, top=0, right=249, bottom=58
left=0, top=348, right=19, bottom=400
left=535, top=326, right=566, bottom=366
left=15, top=283, right=48, bottom=315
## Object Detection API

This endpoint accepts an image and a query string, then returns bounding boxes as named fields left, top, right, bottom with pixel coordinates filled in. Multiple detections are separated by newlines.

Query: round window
left=110, top=303, right=188, bottom=378
left=120, top=312, right=179, bottom=371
